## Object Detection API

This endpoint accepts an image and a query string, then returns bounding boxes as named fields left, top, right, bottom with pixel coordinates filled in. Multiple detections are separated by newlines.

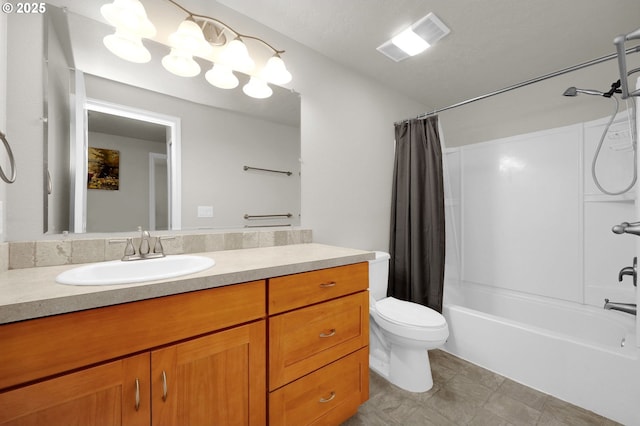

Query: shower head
left=562, top=87, right=605, bottom=97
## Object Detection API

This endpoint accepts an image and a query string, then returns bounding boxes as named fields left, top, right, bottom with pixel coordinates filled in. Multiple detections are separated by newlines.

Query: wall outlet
left=197, top=205, right=214, bottom=218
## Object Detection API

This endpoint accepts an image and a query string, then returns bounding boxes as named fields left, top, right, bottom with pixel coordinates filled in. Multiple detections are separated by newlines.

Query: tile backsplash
left=2, top=228, right=312, bottom=271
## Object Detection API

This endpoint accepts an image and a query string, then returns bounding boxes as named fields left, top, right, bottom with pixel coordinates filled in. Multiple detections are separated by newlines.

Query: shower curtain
left=388, top=116, right=446, bottom=312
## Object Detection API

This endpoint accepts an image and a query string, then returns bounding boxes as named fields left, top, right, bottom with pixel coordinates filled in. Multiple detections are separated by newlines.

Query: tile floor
left=342, top=349, right=620, bottom=426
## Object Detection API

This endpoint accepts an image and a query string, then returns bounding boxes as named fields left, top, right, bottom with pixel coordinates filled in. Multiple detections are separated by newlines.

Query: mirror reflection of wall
left=86, top=112, right=168, bottom=233
left=77, top=73, right=300, bottom=233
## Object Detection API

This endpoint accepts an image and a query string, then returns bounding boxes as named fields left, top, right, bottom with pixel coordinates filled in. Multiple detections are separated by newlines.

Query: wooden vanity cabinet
left=0, top=260, right=370, bottom=426
left=0, top=280, right=266, bottom=426
left=268, top=263, right=370, bottom=425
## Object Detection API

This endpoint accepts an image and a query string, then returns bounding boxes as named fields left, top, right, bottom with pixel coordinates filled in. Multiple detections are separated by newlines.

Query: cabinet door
left=151, top=320, right=266, bottom=426
left=0, top=353, right=149, bottom=426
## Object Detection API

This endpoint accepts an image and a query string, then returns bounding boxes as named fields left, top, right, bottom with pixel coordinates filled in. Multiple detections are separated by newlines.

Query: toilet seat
left=375, top=297, right=446, bottom=329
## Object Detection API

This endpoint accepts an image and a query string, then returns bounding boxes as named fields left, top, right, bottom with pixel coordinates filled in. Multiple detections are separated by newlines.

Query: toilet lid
left=375, top=297, right=446, bottom=328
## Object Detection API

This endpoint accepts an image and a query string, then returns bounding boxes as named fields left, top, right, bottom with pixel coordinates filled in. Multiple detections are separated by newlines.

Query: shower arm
left=614, top=27, right=640, bottom=99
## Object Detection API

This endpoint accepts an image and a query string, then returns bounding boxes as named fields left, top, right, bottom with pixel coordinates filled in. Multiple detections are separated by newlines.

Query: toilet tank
left=368, top=251, right=390, bottom=301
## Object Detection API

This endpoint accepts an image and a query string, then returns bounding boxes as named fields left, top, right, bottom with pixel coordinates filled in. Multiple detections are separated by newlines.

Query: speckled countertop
left=0, top=243, right=374, bottom=325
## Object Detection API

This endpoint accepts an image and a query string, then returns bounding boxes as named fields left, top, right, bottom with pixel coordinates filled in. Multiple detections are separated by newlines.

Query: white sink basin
left=56, top=255, right=215, bottom=286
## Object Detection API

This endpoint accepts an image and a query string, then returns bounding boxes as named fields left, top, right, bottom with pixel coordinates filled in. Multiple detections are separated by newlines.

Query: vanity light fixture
left=100, top=0, right=293, bottom=98
left=100, top=0, right=157, bottom=63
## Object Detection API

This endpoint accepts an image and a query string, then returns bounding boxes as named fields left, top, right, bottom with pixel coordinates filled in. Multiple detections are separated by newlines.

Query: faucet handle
left=124, top=238, right=136, bottom=257
left=153, top=236, right=175, bottom=256
left=153, top=237, right=165, bottom=256
left=618, top=256, right=637, bottom=287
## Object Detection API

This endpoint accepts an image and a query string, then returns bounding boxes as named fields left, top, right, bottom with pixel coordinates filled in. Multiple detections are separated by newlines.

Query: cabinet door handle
left=135, top=378, right=141, bottom=411
left=319, top=391, right=336, bottom=403
left=319, top=281, right=336, bottom=288
left=161, top=371, right=168, bottom=401
left=319, top=328, right=336, bottom=338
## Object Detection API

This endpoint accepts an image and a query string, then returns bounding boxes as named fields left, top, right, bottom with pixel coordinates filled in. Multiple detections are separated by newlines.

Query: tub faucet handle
left=612, top=221, right=640, bottom=236
left=618, top=256, right=637, bottom=287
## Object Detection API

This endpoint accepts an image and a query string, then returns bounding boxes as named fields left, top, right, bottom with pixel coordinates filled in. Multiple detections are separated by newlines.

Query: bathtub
left=443, top=282, right=639, bottom=425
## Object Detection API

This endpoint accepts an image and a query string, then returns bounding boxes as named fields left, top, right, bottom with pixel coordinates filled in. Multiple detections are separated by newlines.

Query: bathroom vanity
left=0, top=244, right=372, bottom=425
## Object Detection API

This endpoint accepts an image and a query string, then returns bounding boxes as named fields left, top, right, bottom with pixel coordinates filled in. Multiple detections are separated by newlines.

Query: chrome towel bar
left=243, top=165, right=292, bottom=176
left=244, top=213, right=293, bottom=219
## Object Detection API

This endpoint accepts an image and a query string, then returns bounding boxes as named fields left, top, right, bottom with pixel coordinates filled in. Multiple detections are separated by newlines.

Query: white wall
left=439, top=55, right=640, bottom=148
left=5, top=14, right=44, bottom=241
left=0, top=12, right=7, bottom=242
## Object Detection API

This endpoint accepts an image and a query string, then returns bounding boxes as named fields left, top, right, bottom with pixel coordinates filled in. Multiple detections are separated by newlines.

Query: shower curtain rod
left=398, top=45, right=640, bottom=124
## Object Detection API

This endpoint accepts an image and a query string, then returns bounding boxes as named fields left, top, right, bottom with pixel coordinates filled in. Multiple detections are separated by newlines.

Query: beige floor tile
left=342, top=350, right=619, bottom=426
left=498, top=378, right=549, bottom=411
left=483, top=392, right=542, bottom=426
left=468, top=407, right=515, bottom=426
left=541, top=396, right=621, bottom=426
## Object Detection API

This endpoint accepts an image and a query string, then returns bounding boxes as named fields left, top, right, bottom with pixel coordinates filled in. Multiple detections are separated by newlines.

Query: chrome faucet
left=114, top=229, right=167, bottom=261
left=604, top=299, right=637, bottom=316
left=612, top=221, right=640, bottom=236
left=139, top=229, right=152, bottom=256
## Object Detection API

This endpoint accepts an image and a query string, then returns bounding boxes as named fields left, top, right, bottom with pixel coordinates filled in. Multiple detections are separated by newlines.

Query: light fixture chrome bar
left=243, top=165, right=292, bottom=176
left=165, top=0, right=284, bottom=54
left=398, top=46, right=640, bottom=124
left=244, top=213, right=293, bottom=219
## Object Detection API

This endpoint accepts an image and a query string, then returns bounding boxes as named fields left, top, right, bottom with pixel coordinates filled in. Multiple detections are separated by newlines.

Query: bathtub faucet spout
left=604, top=299, right=637, bottom=316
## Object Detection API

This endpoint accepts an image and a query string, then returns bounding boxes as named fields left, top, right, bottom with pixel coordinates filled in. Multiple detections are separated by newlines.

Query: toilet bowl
left=368, top=251, right=449, bottom=392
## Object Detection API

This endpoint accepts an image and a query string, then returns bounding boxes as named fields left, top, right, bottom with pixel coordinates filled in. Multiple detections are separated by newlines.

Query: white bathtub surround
left=443, top=111, right=639, bottom=424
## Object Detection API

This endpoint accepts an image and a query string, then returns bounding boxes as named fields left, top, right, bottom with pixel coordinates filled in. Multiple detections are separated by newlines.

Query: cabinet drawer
left=269, top=348, right=369, bottom=426
left=269, top=291, right=368, bottom=390
left=268, top=262, right=368, bottom=314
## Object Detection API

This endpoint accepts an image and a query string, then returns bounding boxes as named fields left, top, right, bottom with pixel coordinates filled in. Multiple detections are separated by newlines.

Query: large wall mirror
left=5, top=2, right=301, bottom=240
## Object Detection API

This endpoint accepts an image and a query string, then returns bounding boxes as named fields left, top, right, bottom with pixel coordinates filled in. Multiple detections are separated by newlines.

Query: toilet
left=368, top=251, right=449, bottom=392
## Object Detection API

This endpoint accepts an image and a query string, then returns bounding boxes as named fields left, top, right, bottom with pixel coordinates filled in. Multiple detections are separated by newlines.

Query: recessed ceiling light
left=377, top=12, right=451, bottom=62
left=391, top=28, right=430, bottom=56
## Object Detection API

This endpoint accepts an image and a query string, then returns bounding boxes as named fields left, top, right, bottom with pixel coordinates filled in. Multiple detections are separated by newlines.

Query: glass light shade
left=219, top=38, right=255, bottom=74
left=243, top=77, right=273, bottom=99
left=391, top=28, right=430, bottom=56
left=168, top=19, right=213, bottom=57
left=261, top=54, right=292, bottom=85
left=205, top=64, right=239, bottom=89
left=100, top=0, right=156, bottom=38
left=103, top=30, right=151, bottom=63
left=162, top=48, right=201, bottom=77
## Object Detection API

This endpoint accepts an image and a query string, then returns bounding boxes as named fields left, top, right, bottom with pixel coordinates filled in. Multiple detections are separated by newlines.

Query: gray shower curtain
left=388, top=116, right=446, bottom=312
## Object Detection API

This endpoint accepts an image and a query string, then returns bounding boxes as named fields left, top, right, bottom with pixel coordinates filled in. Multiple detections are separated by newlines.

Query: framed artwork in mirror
left=88, top=147, right=120, bottom=190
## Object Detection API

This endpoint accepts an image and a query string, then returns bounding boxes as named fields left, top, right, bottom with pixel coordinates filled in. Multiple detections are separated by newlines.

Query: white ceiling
left=216, top=0, right=640, bottom=111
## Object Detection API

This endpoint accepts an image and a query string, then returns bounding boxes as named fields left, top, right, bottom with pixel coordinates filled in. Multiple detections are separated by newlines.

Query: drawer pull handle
left=319, top=391, right=336, bottom=403
left=135, top=378, right=140, bottom=411
left=161, top=371, right=168, bottom=401
left=319, top=329, right=336, bottom=338
left=319, top=281, right=336, bottom=288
